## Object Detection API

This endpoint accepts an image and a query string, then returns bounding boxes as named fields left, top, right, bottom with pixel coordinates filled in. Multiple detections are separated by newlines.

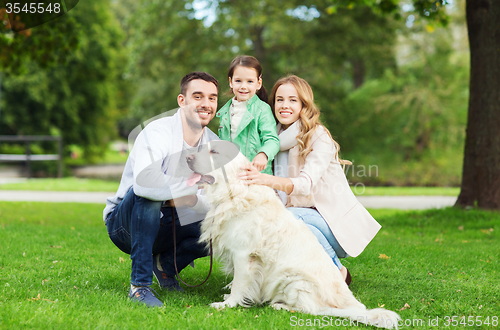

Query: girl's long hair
left=270, top=75, right=351, bottom=165
left=228, top=55, right=268, bottom=103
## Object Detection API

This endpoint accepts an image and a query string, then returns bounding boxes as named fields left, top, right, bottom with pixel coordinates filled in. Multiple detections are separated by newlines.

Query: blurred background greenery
left=0, top=0, right=469, bottom=186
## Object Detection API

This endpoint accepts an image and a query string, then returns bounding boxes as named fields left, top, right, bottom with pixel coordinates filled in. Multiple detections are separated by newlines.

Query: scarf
left=274, top=121, right=301, bottom=204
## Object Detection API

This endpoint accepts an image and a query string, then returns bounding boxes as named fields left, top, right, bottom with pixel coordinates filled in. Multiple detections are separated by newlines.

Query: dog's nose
left=186, top=154, right=195, bottom=163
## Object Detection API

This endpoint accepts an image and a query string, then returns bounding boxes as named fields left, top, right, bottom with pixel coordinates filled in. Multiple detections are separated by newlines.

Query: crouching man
left=103, top=72, right=219, bottom=307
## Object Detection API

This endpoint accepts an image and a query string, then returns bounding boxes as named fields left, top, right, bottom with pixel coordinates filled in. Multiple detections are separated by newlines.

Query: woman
left=238, top=75, right=381, bottom=285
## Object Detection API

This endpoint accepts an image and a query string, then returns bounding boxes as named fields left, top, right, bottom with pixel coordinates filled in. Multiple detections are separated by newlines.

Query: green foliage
left=123, top=0, right=397, bottom=135
left=323, top=0, right=449, bottom=24
left=0, top=203, right=498, bottom=329
left=0, top=8, right=79, bottom=73
left=1, top=0, right=128, bottom=161
left=326, top=26, right=468, bottom=186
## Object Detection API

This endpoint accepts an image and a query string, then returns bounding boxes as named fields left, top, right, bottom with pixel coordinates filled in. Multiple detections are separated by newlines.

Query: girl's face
left=229, top=66, right=262, bottom=102
left=274, top=83, right=302, bottom=129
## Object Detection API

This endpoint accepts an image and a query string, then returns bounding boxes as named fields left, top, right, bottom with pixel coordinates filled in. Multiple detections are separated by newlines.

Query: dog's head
left=186, top=140, right=245, bottom=192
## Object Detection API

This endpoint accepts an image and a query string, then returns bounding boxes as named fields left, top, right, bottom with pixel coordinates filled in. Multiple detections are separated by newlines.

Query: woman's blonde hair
left=270, top=75, right=351, bottom=165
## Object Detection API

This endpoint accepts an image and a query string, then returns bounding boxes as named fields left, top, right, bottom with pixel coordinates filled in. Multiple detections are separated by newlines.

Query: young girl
left=238, top=75, right=381, bottom=285
left=216, top=55, right=279, bottom=175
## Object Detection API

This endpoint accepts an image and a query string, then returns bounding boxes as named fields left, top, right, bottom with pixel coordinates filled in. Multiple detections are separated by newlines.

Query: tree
left=1, top=0, right=126, bottom=161
left=0, top=7, right=79, bottom=73
left=455, top=0, right=500, bottom=210
left=124, top=0, right=397, bottom=136
left=314, top=0, right=500, bottom=209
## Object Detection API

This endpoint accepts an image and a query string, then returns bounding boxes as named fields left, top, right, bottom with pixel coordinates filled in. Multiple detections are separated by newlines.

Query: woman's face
left=274, top=83, right=302, bottom=129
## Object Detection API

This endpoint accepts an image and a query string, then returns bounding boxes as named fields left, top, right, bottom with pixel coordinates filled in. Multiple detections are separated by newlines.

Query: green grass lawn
left=0, top=178, right=119, bottom=192
left=0, top=178, right=460, bottom=196
left=352, top=186, right=460, bottom=196
left=0, top=203, right=498, bottom=329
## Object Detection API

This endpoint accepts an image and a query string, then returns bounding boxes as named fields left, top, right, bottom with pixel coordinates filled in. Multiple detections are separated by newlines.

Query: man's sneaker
left=153, top=254, right=184, bottom=292
left=128, top=286, right=163, bottom=307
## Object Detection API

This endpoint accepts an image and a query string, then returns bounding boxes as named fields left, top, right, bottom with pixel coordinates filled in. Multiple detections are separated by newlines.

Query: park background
left=1, top=0, right=499, bottom=329
left=0, top=0, right=470, bottom=187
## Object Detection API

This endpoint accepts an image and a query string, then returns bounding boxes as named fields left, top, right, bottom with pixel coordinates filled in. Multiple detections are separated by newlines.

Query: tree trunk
left=456, top=0, right=500, bottom=210
left=251, top=25, right=274, bottom=92
left=352, top=59, right=365, bottom=89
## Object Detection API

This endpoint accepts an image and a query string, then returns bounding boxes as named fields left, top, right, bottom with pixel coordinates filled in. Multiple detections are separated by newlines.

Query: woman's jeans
left=288, top=207, right=348, bottom=270
left=105, top=188, right=208, bottom=286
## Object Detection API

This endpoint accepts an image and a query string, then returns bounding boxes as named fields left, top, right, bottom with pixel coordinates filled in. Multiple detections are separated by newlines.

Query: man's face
left=178, top=79, right=218, bottom=129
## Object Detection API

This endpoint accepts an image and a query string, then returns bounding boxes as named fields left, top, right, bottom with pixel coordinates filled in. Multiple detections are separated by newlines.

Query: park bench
left=0, top=135, right=62, bottom=178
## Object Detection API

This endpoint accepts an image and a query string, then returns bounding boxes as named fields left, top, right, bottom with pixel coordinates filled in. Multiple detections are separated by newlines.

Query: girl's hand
left=238, top=163, right=267, bottom=185
left=251, top=152, right=268, bottom=171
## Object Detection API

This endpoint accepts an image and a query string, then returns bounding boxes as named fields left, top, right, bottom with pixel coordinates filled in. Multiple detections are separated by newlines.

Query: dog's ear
left=210, top=141, right=240, bottom=170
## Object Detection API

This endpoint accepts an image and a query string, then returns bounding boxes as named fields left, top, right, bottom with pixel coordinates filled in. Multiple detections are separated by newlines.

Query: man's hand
left=164, top=195, right=198, bottom=208
left=251, top=152, right=268, bottom=172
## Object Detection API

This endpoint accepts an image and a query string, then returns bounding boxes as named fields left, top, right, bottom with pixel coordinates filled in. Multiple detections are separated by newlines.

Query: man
left=103, top=72, right=219, bottom=307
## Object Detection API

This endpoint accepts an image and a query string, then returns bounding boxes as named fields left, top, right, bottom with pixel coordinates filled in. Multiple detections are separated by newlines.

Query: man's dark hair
left=180, top=71, right=219, bottom=95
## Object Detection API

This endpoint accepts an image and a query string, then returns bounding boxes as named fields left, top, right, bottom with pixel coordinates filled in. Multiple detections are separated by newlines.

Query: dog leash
left=171, top=207, right=213, bottom=287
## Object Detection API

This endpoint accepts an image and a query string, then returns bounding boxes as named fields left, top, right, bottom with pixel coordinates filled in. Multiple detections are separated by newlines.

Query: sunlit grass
left=0, top=178, right=118, bottom=192
left=0, top=203, right=498, bottom=329
left=0, top=178, right=460, bottom=197
left=352, top=186, right=460, bottom=196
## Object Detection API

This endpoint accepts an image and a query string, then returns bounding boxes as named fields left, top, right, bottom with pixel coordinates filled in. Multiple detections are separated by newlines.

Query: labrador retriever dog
left=186, top=140, right=400, bottom=329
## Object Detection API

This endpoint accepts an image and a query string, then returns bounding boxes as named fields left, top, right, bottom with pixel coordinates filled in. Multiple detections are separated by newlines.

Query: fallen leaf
left=435, top=238, right=440, bottom=242
left=73, top=286, right=78, bottom=289
left=400, top=303, right=410, bottom=311
left=29, top=293, right=41, bottom=301
left=52, top=260, right=58, bottom=264
left=479, top=305, right=482, bottom=309
left=42, top=279, right=49, bottom=285
left=254, top=315, right=259, bottom=318
left=428, top=272, right=433, bottom=276
left=379, top=254, right=391, bottom=260
left=378, top=303, right=385, bottom=308
left=119, top=257, right=125, bottom=263
left=50, top=245, right=62, bottom=249
left=185, top=304, right=191, bottom=308
left=458, top=226, right=464, bottom=230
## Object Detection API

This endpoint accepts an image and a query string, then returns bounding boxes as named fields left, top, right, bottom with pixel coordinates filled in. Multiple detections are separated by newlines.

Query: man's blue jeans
left=105, top=188, right=208, bottom=286
left=288, top=207, right=348, bottom=270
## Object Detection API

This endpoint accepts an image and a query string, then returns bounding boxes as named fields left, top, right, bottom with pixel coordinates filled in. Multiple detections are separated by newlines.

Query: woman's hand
left=238, top=163, right=295, bottom=194
left=238, top=163, right=268, bottom=185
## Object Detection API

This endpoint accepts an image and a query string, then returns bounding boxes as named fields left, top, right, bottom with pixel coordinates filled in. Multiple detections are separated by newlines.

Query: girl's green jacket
left=216, top=95, right=280, bottom=175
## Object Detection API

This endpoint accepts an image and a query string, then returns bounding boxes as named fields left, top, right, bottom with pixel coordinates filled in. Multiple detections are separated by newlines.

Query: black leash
left=171, top=207, right=213, bottom=287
